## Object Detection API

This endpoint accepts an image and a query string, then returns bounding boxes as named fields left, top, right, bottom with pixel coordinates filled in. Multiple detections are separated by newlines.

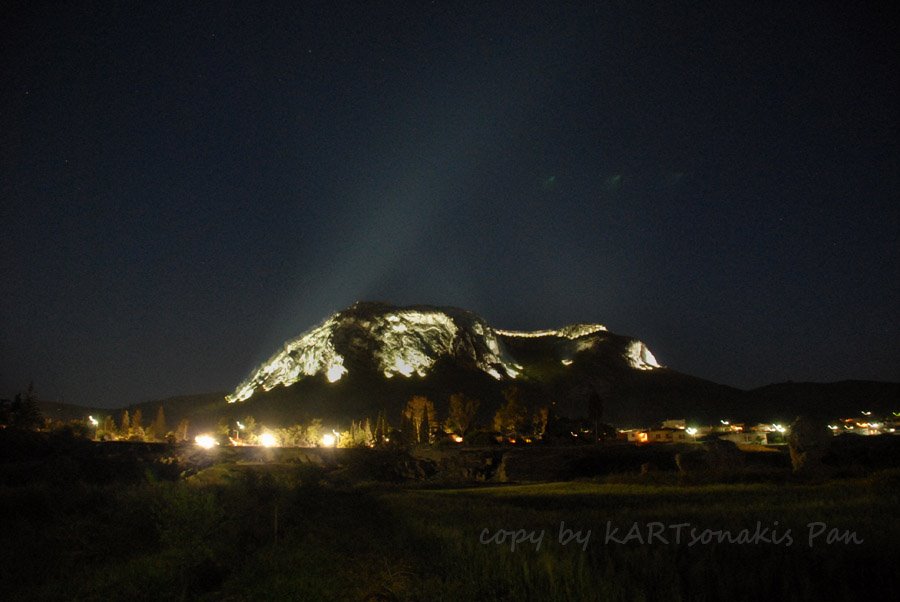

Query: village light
left=452, top=435, right=464, bottom=443
left=720, top=420, right=730, bottom=425
left=321, top=433, right=336, bottom=447
left=194, top=434, right=218, bottom=449
left=259, top=432, right=277, bottom=447
left=88, top=415, right=99, bottom=427
left=686, top=427, right=697, bottom=436
left=236, top=421, right=245, bottom=430
left=772, top=424, right=786, bottom=433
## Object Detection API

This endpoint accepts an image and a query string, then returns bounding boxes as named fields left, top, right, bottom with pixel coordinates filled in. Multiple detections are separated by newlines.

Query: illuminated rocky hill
left=44, top=302, right=898, bottom=430
left=227, top=302, right=662, bottom=405
left=35, top=302, right=898, bottom=430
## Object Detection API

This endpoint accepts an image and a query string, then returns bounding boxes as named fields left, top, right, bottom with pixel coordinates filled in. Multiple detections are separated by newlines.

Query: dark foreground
left=1, top=432, right=898, bottom=600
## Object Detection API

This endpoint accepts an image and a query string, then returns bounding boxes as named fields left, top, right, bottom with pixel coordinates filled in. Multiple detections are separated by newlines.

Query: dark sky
left=2, top=1, right=898, bottom=407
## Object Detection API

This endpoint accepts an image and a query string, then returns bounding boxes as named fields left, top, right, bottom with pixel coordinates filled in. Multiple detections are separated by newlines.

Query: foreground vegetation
left=1, top=430, right=897, bottom=601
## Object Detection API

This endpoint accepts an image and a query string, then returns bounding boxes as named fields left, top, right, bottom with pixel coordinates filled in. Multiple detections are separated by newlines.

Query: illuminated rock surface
left=228, top=302, right=660, bottom=403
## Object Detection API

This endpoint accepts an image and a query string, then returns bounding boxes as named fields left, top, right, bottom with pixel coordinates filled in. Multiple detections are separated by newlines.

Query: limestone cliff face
left=227, top=301, right=660, bottom=403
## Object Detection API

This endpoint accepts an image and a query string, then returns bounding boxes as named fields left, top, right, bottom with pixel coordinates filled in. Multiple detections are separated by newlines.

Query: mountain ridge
left=227, top=301, right=661, bottom=405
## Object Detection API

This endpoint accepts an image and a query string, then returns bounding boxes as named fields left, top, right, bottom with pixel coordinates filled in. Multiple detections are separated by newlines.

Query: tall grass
left=1, top=465, right=897, bottom=600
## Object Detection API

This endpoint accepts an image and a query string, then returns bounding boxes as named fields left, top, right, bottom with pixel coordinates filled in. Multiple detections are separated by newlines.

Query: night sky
left=2, top=2, right=898, bottom=408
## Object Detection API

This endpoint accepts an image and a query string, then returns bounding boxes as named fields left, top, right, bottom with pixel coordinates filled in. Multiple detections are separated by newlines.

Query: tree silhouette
left=151, top=406, right=167, bottom=441
left=403, top=395, right=436, bottom=444
left=130, top=409, right=144, bottom=440
left=493, top=387, right=528, bottom=436
left=175, top=418, right=190, bottom=442
left=6, top=382, right=43, bottom=430
left=447, top=393, right=479, bottom=436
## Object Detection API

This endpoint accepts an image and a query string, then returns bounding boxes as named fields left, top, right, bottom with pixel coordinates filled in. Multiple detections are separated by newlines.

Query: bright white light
left=394, top=359, right=415, bottom=377
left=720, top=420, right=730, bottom=425
left=686, top=427, right=697, bottom=436
left=452, top=435, right=464, bottom=443
left=561, top=359, right=573, bottom=366
left=259, top=432, right=277, bottom=447
left=772, top=424, right=786, bottom=433
left=88, top=415, right=99, bottom=427
left=236, top=421, right=245, bottom=430
left=321, top=433, right=336, bottom=447
left=195, top=434, right=218, bottom=449
left=828, top=425, right=838, bottom=430
left=326, top=363, right=347, bottom=383
left=861, top=410, right=872, bottom=416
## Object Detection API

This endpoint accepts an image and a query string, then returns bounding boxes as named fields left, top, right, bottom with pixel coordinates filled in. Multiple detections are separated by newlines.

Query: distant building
left=618, top=429, right=648, bottom=443
left=646, top=428, right=690, bottom=444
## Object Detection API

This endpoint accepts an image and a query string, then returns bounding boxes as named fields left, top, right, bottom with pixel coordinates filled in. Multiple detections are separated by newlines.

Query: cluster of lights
left=195, top=434, right=218, bottom=449
left=258, top=432, right=278, bottom=447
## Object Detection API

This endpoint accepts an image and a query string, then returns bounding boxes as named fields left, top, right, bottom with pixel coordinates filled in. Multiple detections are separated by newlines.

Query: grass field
left=2, top=459, right=898, bottom=601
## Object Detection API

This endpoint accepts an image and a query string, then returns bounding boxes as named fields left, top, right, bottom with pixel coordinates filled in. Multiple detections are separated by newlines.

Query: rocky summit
left=227, top=302, right=661, bottom=404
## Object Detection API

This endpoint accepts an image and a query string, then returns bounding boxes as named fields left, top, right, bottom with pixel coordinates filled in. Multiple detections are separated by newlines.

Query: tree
left=343, top=419, right=373, bottom=447
left=149, top=406, right=167, bottom=441
left=304, top=419, right=323, bottom=447
left=7, top=383, right=43, bottom=430
left=373, top=410, right=390, bottom=445
left=101, top=415, right=117, bottom=440
left=175, top=418, right=190, bottom=442
left=493, top=387, right=528, bottom=436
left=403, top=396, right=437, bottom=444
left=586, top=390, right=604, bottom=443
left=418, top=411, right=430, bottom=444
left=532, top=405, right=550, bottom=439
left=120, top=410, right=131, bottom=433
left=446, top=393, right=479, bottom=436
left=362, top=418, right=374, bottom=446
left=130, top=409, right=144, bottom=440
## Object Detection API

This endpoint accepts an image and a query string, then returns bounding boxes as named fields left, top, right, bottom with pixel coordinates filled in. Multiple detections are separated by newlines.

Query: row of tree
left=399, top=387, right=552, bottom=444
left=198, top=388, right=547, bottom=449
left=93, top=407, right=191, bottom=442
left=3, top=383, right=603, bottom=447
